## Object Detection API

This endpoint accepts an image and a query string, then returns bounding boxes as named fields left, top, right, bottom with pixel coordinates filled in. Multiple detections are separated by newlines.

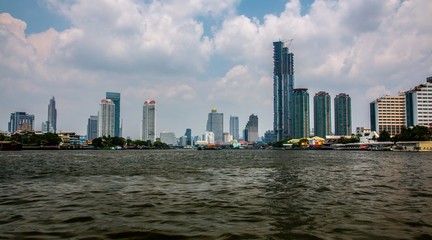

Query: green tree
left=378, top=130, right=391, bottom=142
left=153, top=141, right=169, bottom=149
left=43, top=133, right=62, bottom=145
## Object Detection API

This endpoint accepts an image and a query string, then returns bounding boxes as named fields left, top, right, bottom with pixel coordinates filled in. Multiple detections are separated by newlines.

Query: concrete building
left=206, top=108, right=223, bottom=142
left=106, top=92, right=121, bottom=137
left=8, top=112, right=35, bottom=133
left=160, top=132, right=177, bottom=146
left=245, top=114, right=259, bottom=142
left=314, top=91, right=331, bottom=138
left=203, top=131, right=215, bottom=144
left=273, top=40, right=295, bottom=141
left=334, top=93, right=352, bottom=136
left=370, top=93, right=406, bottom=137
left=98, top=99, right=115, bottom=137
left=87, top=115, right=98, bottom=141
left=142, top=100, right=156, bottom=143
left=229, top=116, right=239, bottom=140
left=291, top=88, right=310, bottom=139
left=405, top=76, right=432, bottom=128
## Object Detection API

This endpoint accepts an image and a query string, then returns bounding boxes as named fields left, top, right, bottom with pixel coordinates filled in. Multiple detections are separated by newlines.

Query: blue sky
left=0, top=0, right=431, bottom=139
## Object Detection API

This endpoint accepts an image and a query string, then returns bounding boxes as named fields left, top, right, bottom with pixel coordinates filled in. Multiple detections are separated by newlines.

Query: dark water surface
left=0, top=150, right=431, bottom=239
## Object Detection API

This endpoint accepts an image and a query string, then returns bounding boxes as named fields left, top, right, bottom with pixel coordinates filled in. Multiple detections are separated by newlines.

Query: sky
left=0, top=0, right=431, bottom=140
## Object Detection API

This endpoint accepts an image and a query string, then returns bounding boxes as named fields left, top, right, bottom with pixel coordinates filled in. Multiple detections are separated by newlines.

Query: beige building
left=370, top=93, right=406, bottom=137
left=394, top=141, right=432, bottom=151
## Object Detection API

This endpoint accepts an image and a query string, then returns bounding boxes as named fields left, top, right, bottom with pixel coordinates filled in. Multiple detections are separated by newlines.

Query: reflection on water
left=0, top=150, right=431, bottom=239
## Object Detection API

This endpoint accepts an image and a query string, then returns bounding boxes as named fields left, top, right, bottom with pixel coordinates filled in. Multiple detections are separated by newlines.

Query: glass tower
left=313, top=91, right=331, bottom=138
left=106, top=92, right=121, bottom=137
left=273, top=41, right=294, bottom=141
left=87, top=115, right=98, bottom=140
left=206, top=108, right=223, bottom=143
left=47, top=97, right=57, bottom=133
left=229, top=116, right=239, bottom=140
left=291, top=88, right=309, bottom=139
left=334, top=93, right=352, bottom=136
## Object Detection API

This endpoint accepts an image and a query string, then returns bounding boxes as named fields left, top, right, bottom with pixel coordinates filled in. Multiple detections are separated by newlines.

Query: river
left=0, top=150, right=431, bottom=239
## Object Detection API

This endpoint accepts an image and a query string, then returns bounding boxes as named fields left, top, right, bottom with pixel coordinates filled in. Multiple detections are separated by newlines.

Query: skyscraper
left=106, top=92, right=121, bottom=137
left=142, top=100, right=156, bottom=143
left=370, top=93, right=406, bottom=136
left=291, top=88, right=310, bottom=139
left=206, top=108, right=223, bottom=143
left=229, top=116, right=239, bottom=140
left=334, top=93, right=352, bottom=136
left=185, top=128, right=192, bottom=145
left=8, top=112, right=35, bottom=133
left=98, top=99, right=115, bottom=137
left=245, top=114, right=259, bottom=142
left=47, top=96, right=57, bottom=133
left=405, top=77, right=432, bottom=128
left=314, top=91, right=331, bottom=138
left=87, top=115, right=98, bottom=140
left=273, top=40, right=294, bottom=141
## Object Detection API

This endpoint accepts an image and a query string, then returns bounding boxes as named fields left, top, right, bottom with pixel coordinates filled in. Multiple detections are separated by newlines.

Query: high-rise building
left=106, top=92, right=121, bottom=137
left=245, top=114, right=259, bottom=142
left=8, top=112, right=35, bottom=133
left=87, top=115, right=98, bottom=140
left=98, top=99, right=115, bottom=137
left=370, top=93, right=406, bottom=137
left=314, top=91, right=331, bottom=138
left=229, top=116, right=239, bottom=140
left=273, top=40, right=294, bottom=141
left=405, top=77, right=432, bottom=128
left=291, top=88, right=309, bottom=139
left=206, top=108, right=223, bottom=142
left=185, top=128, right=192, bottom=145
left=142, top=100, right=156, bottom=143
left=160, top=132, right=177, bottom=146
left=334, top=93, right=352, bottom=136
left=47, top=96, right=57, bottom=133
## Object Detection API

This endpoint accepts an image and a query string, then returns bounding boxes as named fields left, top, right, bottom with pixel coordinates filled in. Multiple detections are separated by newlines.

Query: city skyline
left=1, top=1, right=431, bottom=139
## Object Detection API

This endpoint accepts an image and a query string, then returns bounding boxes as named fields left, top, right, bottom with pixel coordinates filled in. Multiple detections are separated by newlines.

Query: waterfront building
left=245, top=114, right=259, bottom=142
left=229, top=116, right=239, bottom=140
left=185, top=128, right=192, bottom=146
left=370, top=93, right=405, bottom=137
left=178, top=136, right=187, bottom=147
left=334, top=93, right=352, bottom=136
left=313, top=91, right=331, bottom=138
left=273, top=40, right=294, bottom=141
left=98, top=99, right=115, bottom=137
left=87, top=115, right=98, bottom=140
left=291, top=88, right=310, bottom=139
left=405, top=77, right=432, bottom=128
left=223, top=132, right=233, bottom=143
left=142, top=100, right=156, bottom=143
left=160, top=132, right=177, bottom=146
left=206, top=108, right=223, bottom=142
left=47, top=96, right=57, bottom=133
left=203, top=131, right=215, bottom=144
left=8, top=112, right=35, bottom=133
left=106, top=92, right=121, bottom=137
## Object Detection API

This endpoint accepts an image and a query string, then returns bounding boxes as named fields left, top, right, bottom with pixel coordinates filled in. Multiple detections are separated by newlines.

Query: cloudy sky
left=1, top=0, right=431, bottom=139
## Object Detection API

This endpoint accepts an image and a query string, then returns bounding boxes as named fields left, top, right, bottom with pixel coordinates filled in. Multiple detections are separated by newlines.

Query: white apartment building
left=142, top=100, right=156, bottom=142
left=406, top=77, right=432, bottom=128
left=98, top=99, right=115, bottom=137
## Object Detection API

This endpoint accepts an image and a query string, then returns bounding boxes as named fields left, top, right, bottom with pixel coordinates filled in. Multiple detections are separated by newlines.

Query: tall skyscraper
left=370, top=93, right=406, bottom=136
left=229, top=116, right=239, bottom=140
left=8, top=112, right=35, bottom=133
left=291, top=88, right=310, bottom=139
left=106, top=92, right=121, bottom=137
left=314, top=91, right=331, bottom=138
left=273, top=40, right=294, bottom=141
left=87, top=115, right=98, bottom=140
left=206, top=108, right=223, bottom=143
left=405, top=77, right=432, bottom=128
left=98, top=99, right=115, bottom=137
left=142, top=100, right=156, bottom=143
left=245, top=114, right=259, bottom=142
left=334, top=93, right=352, bottom=136
left=47, top=96, right=57, bottom=133
left=185, top=128, right=192, bottom=145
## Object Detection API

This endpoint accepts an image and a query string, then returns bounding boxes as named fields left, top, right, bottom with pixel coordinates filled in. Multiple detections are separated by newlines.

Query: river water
left=0, top=150, right=431, bottom=239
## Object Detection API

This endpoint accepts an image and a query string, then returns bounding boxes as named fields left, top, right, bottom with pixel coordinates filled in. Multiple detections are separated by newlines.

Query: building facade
left=142, top=100, right=156, bottom=143
left=405, top=77, right=432, bottom=128
left=8, top=112, right=35, bottom=133
left=291, top=88, right=309, bottom=139
left=370, top=93, right=405, bottom=137
left=47, top=96, right=57, bottom=133
left=160, top=132, right=176, bottom=146
left=106, top=92, right=121, bottom=137
left=185, top=128, right=192, bottom=145
left=334, top=93, right=352, bottom=136
left=206, top=108, right=223, bottom=142
left=273, top=40, right=294, bottom=141
left=87, top=115, right=98, bottom=140
left=245, top=114, right=259, bottom=142
left=313, top=91, right=331, bottom=138
left=229, top=116, right=239, bottom=140
left=98, top=99, right=115, bottom=137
